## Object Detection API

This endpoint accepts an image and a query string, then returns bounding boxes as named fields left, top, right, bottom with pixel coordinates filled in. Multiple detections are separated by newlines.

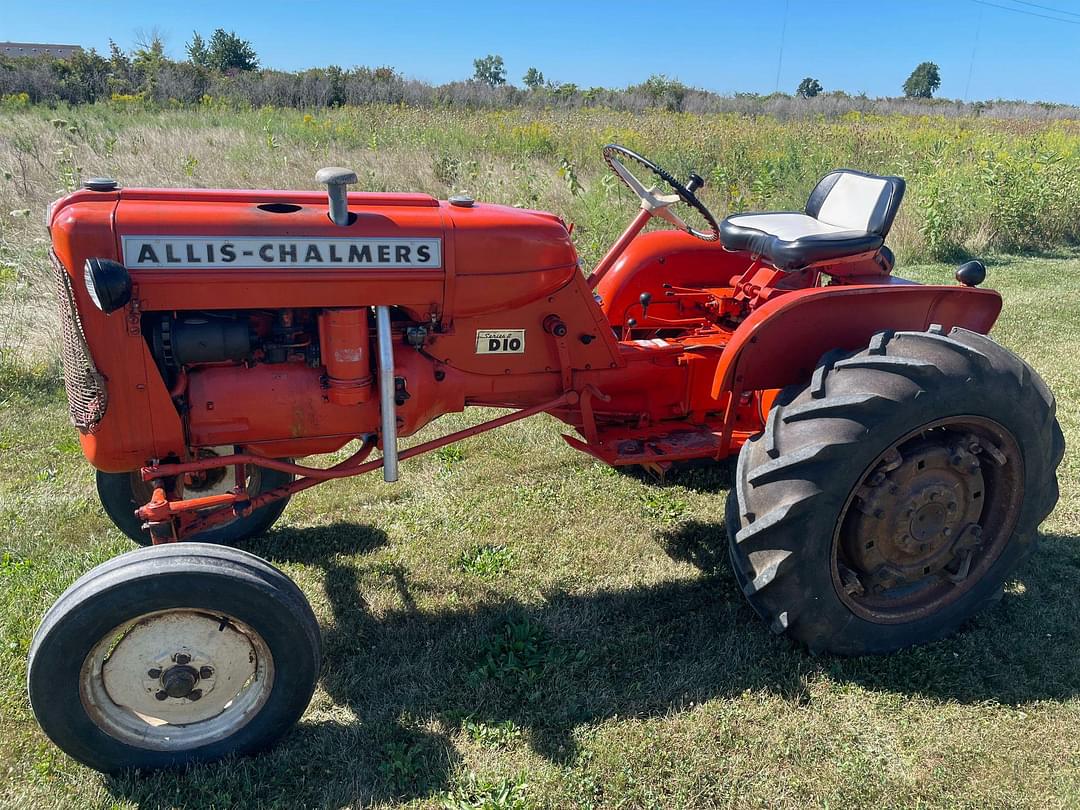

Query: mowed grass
left=0, top=253, right=1078, bottom=808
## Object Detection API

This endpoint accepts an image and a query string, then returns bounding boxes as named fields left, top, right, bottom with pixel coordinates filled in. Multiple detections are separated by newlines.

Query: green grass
left=0, top=252, right=1079, bottom=808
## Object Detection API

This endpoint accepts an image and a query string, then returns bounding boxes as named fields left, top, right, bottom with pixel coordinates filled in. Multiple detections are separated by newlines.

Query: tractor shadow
left=616, top=456, right=736, bottom=494
left=106, top=521, right=1080, bottom=808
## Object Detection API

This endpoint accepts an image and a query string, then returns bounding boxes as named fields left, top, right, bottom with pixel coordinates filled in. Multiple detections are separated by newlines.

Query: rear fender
left=711, top=282, right=1003, bottom=398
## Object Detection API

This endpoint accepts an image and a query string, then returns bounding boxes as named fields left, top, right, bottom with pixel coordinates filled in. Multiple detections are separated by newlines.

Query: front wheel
left=727, top=327, right=1064, bottom=655
left=98, top=456, right=293, bottom=546
left=28, top=544, right=321, bottom=772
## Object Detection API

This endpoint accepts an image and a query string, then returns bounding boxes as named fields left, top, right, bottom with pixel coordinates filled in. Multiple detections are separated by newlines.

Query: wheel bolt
left=147, top=668, right=162, bottom=679
left=155, top=690, right=168, bottom=701
left=199, top=666, right=214, bottom=679
left=173, top=652, right=191, bottom=665
left=188, top=689, right=203, bottom=701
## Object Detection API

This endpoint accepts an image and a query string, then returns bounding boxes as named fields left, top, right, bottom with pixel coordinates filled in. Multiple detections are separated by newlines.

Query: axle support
left=138, top=392, right=575, bottom=541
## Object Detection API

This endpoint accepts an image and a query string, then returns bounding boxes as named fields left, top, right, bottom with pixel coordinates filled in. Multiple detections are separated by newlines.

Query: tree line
left=0, top=31, right=1069, bottom=119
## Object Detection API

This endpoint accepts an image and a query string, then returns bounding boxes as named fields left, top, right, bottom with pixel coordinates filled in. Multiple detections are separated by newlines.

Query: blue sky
left=5, top=0, right=1080, bottom=103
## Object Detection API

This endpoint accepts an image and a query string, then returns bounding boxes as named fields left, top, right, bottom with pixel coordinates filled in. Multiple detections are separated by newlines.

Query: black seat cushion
left=719, top=169, right=905, bottom=271
left=719, top=213, right=883, bottom=272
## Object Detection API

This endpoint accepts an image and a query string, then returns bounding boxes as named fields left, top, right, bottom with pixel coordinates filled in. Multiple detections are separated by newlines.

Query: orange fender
left=711, top=282, right=1003, bottom=398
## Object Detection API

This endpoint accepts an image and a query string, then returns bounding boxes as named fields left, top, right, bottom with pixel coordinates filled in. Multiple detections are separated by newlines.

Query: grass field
left=1, top=106, right=1080, bottom=808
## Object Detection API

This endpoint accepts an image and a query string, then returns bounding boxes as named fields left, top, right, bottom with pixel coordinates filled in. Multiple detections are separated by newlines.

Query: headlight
left=83, top=258, right=132, bottom=314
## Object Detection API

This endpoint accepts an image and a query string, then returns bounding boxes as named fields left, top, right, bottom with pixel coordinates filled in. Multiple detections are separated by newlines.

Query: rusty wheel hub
left=844, top=440, right=984, bottom=592
left=834, top=418, right=1023, bottom=623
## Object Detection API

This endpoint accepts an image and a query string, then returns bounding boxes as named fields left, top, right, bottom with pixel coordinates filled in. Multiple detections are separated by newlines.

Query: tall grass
left=2, top=103, right=1079, bottom=365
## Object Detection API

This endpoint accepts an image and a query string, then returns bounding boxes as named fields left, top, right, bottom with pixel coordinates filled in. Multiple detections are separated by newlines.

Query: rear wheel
left=98, top=451, right=292, bottom=546
left=727, top=327, right=1064, bottom=655
left=28, top=544, right=320, bottom=772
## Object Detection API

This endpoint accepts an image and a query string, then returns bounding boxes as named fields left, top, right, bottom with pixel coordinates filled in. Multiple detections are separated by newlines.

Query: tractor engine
left=146, top=307, right=380, bottom=453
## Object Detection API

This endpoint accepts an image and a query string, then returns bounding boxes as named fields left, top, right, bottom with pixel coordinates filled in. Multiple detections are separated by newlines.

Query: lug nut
left=173, top=652, right=191, bottom=665
left=188, top=689, right=203, bottom=701
left=147, top=668, right=162, bottom=679
left=199, top=666, right=214, bottom=679
left=155, top=690, right=168, bottom=701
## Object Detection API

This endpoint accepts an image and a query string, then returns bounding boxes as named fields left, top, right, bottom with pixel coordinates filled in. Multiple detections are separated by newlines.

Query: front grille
left=49, top=251, right=107, bottom=431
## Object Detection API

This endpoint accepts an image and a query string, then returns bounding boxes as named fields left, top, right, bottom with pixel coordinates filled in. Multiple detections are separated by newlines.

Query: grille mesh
left=49, top=251, right=107, bottom=431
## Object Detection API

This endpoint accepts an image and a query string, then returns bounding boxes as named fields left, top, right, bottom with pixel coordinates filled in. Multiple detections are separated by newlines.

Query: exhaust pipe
left=374, top=305, right=398, bottom=482
left=316, top=167, right=357, bottom=227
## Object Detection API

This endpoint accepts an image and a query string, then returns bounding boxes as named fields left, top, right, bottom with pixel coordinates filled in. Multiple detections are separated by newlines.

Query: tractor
left=28, top=146, right=1063, bottom=771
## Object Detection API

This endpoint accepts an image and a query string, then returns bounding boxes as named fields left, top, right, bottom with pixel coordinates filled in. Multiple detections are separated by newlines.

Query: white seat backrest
left=814, top=172, right=892, bottom=233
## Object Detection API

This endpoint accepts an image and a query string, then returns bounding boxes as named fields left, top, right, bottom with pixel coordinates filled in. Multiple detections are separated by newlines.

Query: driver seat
left=719, top=169, right=905, bottom=271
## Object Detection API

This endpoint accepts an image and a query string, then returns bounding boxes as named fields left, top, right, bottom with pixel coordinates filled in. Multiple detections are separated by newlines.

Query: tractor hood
left=48, top=185, right=578, bottom=319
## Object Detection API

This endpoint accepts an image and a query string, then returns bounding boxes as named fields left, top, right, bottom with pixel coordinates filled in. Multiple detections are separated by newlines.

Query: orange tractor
left=30, top=147, right=1063, bottom=771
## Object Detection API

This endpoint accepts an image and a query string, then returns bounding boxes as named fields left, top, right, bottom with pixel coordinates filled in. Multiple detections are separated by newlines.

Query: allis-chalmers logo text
left=122, top=236, right=442, bottom=269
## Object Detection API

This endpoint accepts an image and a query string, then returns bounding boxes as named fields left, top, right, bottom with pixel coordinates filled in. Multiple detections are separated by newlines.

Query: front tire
left=28, top=544, right=320, bottom=772
left=727, top=327, right=1064, bottom=655
left=98, top=461, right=292, bottom=546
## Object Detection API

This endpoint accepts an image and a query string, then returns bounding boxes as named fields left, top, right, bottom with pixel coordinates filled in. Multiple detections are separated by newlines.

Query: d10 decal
left=475, top=329, right=525, bottom=354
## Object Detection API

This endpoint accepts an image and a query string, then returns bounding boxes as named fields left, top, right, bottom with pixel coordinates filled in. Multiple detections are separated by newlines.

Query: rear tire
left=727, top=327, right=1064, bottom=655
left=28, top=543, right=320, bottom=772
left=98, top=462, right=292, bottom=546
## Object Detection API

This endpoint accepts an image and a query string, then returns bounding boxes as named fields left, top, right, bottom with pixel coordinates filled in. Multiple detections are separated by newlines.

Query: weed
left=459, top=544, right=513, bottom=578
left=442, top=771, right=530, bottom=810
left=470, top=617, right=553, bottom=687
left=378, top=739, right=426, bottom=793
left=639, top=489, right=688, bottom=525
left=436, top=444, right=466, bottom=470
left=462, top=718, right=522, bottom=750
left=181, top=153, right=199, bottom=176
left=558, top=157, right=583, bottom=196
left=0, top=552, right=32, bottom=578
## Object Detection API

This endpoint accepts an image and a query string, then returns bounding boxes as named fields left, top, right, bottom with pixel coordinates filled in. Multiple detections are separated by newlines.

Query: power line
left=969, top=0, right=1080, bottom=24
left=1010, top=0, right=1080, bottom=19
left=965, top=5, right=983, bottom=101
left=774, top=0, right=789, bottom=93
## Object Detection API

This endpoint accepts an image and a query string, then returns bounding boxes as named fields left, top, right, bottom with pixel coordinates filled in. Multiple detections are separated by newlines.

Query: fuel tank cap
left=83, top=177, right=119, bottom=192
left=449, top=194, right=475, bottom=208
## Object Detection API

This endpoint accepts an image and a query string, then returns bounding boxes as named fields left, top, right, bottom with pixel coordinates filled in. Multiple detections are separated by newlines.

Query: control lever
left=639, top=291, right=652, bottom=320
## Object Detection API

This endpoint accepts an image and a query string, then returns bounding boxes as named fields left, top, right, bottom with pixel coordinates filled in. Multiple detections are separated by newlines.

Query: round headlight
left=83, top=258, right=132, bottom=314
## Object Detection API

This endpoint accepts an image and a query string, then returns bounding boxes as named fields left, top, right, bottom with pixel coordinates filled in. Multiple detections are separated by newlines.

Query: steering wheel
left=602, top=144, right=719, bottom=242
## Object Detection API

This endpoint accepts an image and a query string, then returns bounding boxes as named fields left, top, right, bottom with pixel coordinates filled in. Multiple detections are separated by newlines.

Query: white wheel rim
left=80, top=609, right=275, bottom=751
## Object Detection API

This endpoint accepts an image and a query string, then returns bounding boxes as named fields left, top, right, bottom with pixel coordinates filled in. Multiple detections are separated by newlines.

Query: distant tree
left=472, top=54, right=506, bottom=87
left=105, top=40, right=135, bottom=95
left=132, top=29, right=167, bottom=95
left=186, top=29, right=258, bottom=73
left=522, top=67, right=544, bottom=90
left=186, top=32, right=209, bottom=67
left=796, top=77, right=822, bottom=98
left=903, top=61, right=941, bottom=98
left=49, top=48, right=110, bottom=103
left=630, top=73, right=687, bottom=112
